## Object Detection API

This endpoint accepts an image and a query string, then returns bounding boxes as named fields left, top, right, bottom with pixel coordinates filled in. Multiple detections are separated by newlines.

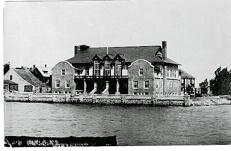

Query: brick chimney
left=74, top=46, right=79, bottom=56
left=162, top=41, right=167, bottom=60
left=74, top=45, right=89, bottom=56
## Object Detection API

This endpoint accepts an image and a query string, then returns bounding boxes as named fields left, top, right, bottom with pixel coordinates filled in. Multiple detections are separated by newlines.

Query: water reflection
left=4, top=102, right=231, bottom=145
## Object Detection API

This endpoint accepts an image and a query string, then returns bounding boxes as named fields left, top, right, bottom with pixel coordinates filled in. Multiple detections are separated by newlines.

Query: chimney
left=162, top=41, right=167, bottom=60
left=80, top=45, right=90, bottom=51
left=74, top=45, right=90, bottom=56
left=74, top=46, right=79, bottom=56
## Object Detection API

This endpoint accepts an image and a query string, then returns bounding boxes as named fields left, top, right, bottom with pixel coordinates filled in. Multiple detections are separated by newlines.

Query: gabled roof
left=67, top=45, right=180, bottom=65
left=179, top=69, right=195, bottom=79
left=36, top=66, right=51, bottom=77
left=14, top=68, right=46, bottom=87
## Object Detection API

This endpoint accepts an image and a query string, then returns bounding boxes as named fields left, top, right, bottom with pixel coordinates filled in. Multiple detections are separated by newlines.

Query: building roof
left=179, top=69, right=195, bottom=79
left=14, top=68, right=46, bottom=87
left=36, top=66, right=51, bottom=77
left=4, top=80, right=18, bottom=85
left=67, top=46, right=179, bottom=65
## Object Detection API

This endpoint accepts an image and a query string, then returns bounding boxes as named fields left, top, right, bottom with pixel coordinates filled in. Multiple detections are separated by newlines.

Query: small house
left=4, top=68, right=49, bottom=93
left=179, top=69, right=195, bottom=95
left=4, top=80, right=18, bottom=92
left=30, top=64, right=51, bottom=87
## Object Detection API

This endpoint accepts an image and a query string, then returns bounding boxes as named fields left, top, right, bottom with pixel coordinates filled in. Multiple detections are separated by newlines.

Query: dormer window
left=94, top=61, right=100, bottom=76
left=104, top=61, right=111, bottom=76
left=115, top=61, right=122, bottom=76
left=139, top=68, right=143, bottom=76
left=117, top=64, right=121, bottom=75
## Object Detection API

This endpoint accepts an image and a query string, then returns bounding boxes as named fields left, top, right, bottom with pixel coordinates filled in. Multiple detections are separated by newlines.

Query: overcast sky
left=3, top=0, right=231, bottom=86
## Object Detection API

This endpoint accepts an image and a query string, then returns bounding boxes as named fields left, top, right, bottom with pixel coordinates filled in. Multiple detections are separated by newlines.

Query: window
left=173, top=70, right=177, bottom=78
left=181, top=79, right=184, bottom=84
left=144, top=81, right=149, bottom=89
left=94, top=61, right=100, bottom=76
left=139, top=68, right=143, bottom=76
left=166, top=68, right=170, bottom=77
left=61, top=69, right=65, bottom=75
left=56, top=80, right=60, bottom=88
left=66, top=80, right=70, bottom=88
left=24, top=85, right=33, bottom=92
left=85, top=67, right=89, bottom=76
left=10, top=75, right=13, bottom=80
left=104, top=61, right=111, bottom=76
left=145, top=92, right=148, bottom=95
left=134, top=92, right=137, bottom=95
left=191, top=79, right=195, bottom=84
left=116, top=64, right=121, bottom=76
left=133, top=81, right=138, bottom=89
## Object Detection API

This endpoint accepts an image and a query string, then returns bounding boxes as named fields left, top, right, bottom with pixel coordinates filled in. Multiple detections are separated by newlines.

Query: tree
left=210, top=67, right=231, bottom=95
left=199, top=78, right=208, bottom=95
left=4, top=63, right=10, bottom=74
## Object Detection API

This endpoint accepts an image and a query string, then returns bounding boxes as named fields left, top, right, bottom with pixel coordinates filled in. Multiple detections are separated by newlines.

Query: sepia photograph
left=2, top=0, right=231, bottom=148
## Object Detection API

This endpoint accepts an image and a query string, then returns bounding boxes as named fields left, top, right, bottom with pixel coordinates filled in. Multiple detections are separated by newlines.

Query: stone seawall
left=4, top=92, right=191, bottom=107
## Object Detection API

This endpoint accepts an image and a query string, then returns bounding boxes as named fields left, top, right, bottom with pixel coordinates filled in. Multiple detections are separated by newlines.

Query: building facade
left=4, top=80, right=18, bottom=92
left=30, top=64, right=52, bottom=87
left=179, top=69, right=195, bottom=95
left=52, top=41, right=181, bottom=96
left=4, top=68, right=48, bottom=93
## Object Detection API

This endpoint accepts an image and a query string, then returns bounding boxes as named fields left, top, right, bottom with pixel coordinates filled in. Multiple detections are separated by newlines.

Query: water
left=4, top=102, right=231, bottom=145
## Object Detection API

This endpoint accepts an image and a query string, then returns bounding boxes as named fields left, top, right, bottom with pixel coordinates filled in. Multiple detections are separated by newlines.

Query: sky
left=3, top=0, right=231, bottom=87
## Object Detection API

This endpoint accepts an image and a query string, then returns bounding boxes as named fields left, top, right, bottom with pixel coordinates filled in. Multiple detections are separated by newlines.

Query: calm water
left=4, top=102, right=231, bottom=145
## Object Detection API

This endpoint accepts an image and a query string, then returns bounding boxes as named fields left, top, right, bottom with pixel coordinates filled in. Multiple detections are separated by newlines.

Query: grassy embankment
left=192, top=95, right=231, bottom=106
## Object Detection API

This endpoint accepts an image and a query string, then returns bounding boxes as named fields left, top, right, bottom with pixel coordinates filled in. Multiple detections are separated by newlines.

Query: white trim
left=128, top=59, right=154, bottom=68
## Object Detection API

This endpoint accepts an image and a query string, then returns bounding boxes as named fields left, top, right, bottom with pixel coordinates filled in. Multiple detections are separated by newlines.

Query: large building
left=52, top=41, right=181, bottom=96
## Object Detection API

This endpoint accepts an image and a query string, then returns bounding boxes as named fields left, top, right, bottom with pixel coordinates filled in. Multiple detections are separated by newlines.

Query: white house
left=4, top=68, right=48, bottom=93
